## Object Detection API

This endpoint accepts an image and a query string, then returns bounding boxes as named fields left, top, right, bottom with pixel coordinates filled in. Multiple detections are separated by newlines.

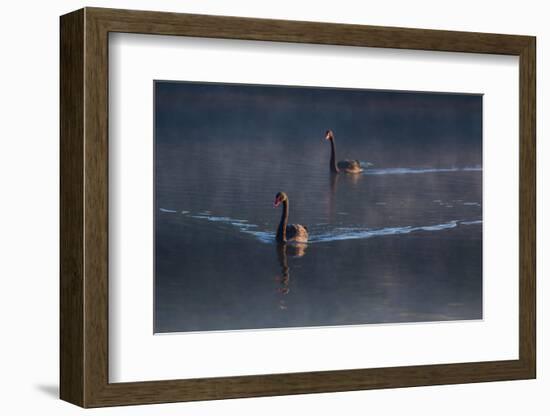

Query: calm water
left=154, top=82, right=482, bottom=333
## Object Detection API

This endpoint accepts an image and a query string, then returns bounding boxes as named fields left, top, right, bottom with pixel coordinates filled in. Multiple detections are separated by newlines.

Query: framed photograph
left=60, top=7, right=536, bottom=407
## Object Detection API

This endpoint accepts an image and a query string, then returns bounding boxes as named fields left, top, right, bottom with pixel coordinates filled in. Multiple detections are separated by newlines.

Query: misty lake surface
left=154, top=82, right=482, bottom=333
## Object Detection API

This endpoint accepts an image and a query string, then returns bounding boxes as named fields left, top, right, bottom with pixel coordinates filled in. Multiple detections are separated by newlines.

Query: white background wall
left=0, top=0, right=545, bottom=414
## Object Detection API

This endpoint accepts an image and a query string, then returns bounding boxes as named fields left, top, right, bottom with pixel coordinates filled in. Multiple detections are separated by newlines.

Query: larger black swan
left=273, top=192, right=309, bottom=243
left=325, top=129, right=363, bottom=173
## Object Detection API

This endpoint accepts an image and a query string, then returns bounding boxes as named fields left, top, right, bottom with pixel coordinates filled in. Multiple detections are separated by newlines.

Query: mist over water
left=154, top=81, right=482, bottom=333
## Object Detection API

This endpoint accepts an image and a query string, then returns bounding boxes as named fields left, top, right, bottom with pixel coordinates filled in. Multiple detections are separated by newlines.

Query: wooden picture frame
left=60, top=7, right=536, bottom=408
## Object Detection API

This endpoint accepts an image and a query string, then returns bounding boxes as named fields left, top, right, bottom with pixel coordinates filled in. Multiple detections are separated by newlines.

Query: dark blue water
left=154, top=82, right=482, bottom=333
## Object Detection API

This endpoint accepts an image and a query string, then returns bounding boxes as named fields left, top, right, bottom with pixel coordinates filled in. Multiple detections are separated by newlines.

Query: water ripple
left=312, top=220, right=461, bottom=242
left=364, top=166, right=482, bottom=175
left=159, top=208, right=177, bottom=213
left=162, top=208, right=482, bottom=245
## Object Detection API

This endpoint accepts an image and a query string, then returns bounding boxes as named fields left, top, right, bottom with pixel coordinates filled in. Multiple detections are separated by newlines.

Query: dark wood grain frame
left=60, top=7, right=536, bottom=408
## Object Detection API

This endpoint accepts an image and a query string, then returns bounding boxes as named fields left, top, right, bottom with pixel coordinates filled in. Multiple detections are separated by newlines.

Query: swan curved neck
left=329, top=139, right=339, bottom=173
left=276, top=200, right=289, bottom=243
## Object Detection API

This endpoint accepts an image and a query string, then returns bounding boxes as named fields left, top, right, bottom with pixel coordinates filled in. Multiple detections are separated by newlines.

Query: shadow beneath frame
left=34, top=384, right=59, bottom=399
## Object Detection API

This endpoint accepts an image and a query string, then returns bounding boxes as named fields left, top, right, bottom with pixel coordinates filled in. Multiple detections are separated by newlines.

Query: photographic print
left=154, top=81, right=482, bottom=334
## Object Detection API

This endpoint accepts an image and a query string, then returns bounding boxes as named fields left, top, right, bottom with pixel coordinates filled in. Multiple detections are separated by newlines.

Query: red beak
left=273, top=198, right=280, bottom=207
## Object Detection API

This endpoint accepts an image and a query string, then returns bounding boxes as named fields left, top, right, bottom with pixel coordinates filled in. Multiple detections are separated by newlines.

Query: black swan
left=273, top=192, right=309, bottom=243
left=325, top=129, right=363, bottom=173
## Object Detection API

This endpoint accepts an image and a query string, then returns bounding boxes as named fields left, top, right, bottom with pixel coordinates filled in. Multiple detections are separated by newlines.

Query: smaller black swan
left=273, top=192, right=308, bottom=243
left=325, top=129, right=363, bottom=174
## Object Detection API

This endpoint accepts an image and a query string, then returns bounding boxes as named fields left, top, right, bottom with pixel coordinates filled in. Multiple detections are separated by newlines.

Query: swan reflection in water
left=275, top=242, right=307, bottom=310
left=327, top=170, right=363, bottom=221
